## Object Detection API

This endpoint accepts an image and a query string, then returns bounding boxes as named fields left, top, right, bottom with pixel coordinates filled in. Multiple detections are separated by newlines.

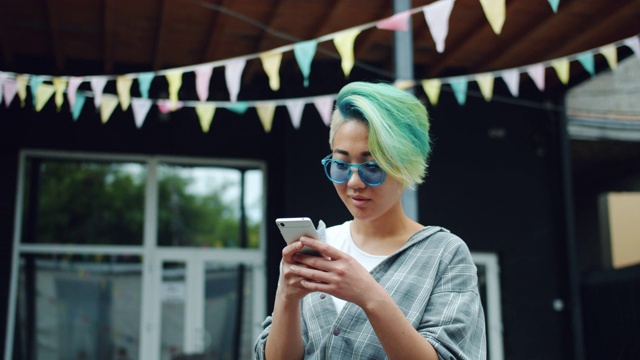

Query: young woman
left=255, top=82, right=486, bottom=359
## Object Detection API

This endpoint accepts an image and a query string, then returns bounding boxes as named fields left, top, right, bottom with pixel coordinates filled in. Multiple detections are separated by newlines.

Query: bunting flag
left=35, top=83, right=55, bottom=112
left=116, top=76, right=133, bottom=110
left=195, top=103, right=216, bottom=133
left=449, top=77, right=468, bottom=106
left=138, top=72, right=154, bottom=99
left=17, top=75, right=28, bottom=108
left=227, top=101, right=249, bottom=114
left=501, top=69, right=520, bottom=97
left=548, top=0, right=560, bottom=13
left=624, top=37, right=640, bottom=57
left=475, top=73, right=495, bottom=101
left=479, top=0, right=506, bottom=35
left=333, top=29, right=361, bottom=78
left=312, top=95, right=335, bottom=126
left=577, top=52, right=595, bottom=76
left=131, top=97, right=152, bottom=128
left=29, top=75, right=44, bottom=107
left=165, top=71, right=183, bottom=111
left=195, top=66, right=214, bottom=101
left=526, top=63, right=546, bottom=91
left=71, top=93, right=86, bottom=121
left=225, top=58, right=246, bottom=102
left=376, top=10, right=411, bottom=31
left=100, top=94, right=119, bottom=124
left=423, top=0, right=455, bottom=53
left=293, top=40, right=318, bottom=87
left=67, top=76, right=83, bottom=108
left=551, top=58, right=570, bottom=84
left=600, top=44, right=618, bottom=70
left=421, top=78, right=442, bottom=105
left=91, top=77, right=108, bottom=110
left=259, top=52, right=283, bottom=91
left=3, top=77, right=17, bottom=107
left=0, top=72, right=7, bottom=99
left=285, top=99, right=306, bottom=129
left=256, top=102, right=276, bottom=133
left=158, top=99, right=183, bottom=113
left=52, top=77, right=67, bottom=111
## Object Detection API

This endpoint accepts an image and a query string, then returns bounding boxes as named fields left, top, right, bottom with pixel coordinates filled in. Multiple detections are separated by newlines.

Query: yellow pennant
left=421, top=79, right=442, bottom=105
left=35, top=83, right=55, bottom=112
left=256, top=102, right=276, bottom=133
left=600, top=44, right=618, bottom=70
left=100, top=94, right=119, bottom=124
left=551, top=58, right=570, bottom=85
left=259, top=51, right=283, bottom=91
left=165, top=71, right=183, bottom=110
left=195, top=103, right=216, bottom=133
left=479, top=0, right=506, bottom=35
left=333, top=29, right=361, bottom=78
left=52, top=77, right=67, bottom=111
left=116, top=76, right=134, bottom=110
left=475, top=73, right=495, bottom=101
left=16, top=75, right=28, bottom=108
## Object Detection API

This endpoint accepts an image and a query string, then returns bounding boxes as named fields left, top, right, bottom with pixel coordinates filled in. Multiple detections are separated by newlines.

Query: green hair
left=329, top=82, right=432, bottom=189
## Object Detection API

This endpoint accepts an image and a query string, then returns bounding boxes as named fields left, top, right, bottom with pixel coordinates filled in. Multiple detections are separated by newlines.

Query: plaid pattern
left=255, top=226, right=487, bottom=359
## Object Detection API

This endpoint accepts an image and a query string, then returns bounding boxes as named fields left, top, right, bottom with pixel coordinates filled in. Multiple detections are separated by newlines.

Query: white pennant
left=131, top=97, right=153, bottom=129
left=91, top=77, right=108, bottom=111
left=623, top=36, right=640, bottom=57
left=225, top=59, right=246, bottom=102
left=285, top=99, right=306, bottom=129
left=423, top=0, right=455, bottom=53
left=526, top=64, right=546, bottom=92
left=501, top=69, right=520, bottom=97
left=313, top=95, right=335, bottom=126
left=0, top=73, right=8, bottom=99
left=67, top=76, right=83, bottom=108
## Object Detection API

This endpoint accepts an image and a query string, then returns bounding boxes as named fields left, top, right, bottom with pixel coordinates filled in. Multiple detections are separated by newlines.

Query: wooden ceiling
left=0, top=0, right=638, bottom=93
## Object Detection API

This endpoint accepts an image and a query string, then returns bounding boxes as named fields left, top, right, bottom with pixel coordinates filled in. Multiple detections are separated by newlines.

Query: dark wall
left=0, top=72, right=576, bottom=359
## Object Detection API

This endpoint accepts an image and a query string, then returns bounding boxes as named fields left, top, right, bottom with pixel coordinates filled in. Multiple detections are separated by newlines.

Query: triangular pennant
left=131, top=97, right=153, bottom=129
left=376, top=10, right=411, bottom=31
left=293, top=40, right=318, bottom=87
left=479, top=0, right=506, bottom=35
left=475, top=73, right=495, bottom=101
left=333, top=29, right=361, bottom=77
left=0, top=72, right=8, bottom=99
left=600, top=44, right=618, bottom=70
left=35, top=83, right=55, bottom=112
left=576, top=52, right=595, bottom=76
left=393, top=79, right=415, bottom=90
left=421, top=78, right=442, bottom=105
left=116, top=76, right=134, bottom=110
left=225, top=58, right=246, bottom=102
left=526, top=63, right=546, bottom=91
left=256, top=102, right=276, bottom=133
left=3, top=78, right=17, bottom=107
left=501, top=69, right=520, bottom=97
left=17, top=75, right=28, bottom=108
left=195, top=65, right=214, bottom=102
left=423, top=0, right=455, bottom=53
left=157, top=99, right=183, bottom=113
left=449, top=77, right=468, bottom=106
left=91, top=77, right=108, bottom=110
left=100, top=94, right=119, bottom=124
left=195, top=103, right=216, bottom=133
left=285, top=99, right=306, bottom=129
left=67, top=76, right=83, bottom=108
left=29, top=75, right=44, bottom=107
left=548, top=0, right=560, bottom=13
left=312, top=95, right=334, bottom=126
left=226, top=101, right=249, bottom=114
left=52, top=77, right=67, bottom=111
left=623, top=36, right=640, bottom=57
left=71, top=93, right=86, bottom=121
left=551, top=58, right=570, bottom=85
left=165, top=70, right=183, bottom=111
left=137, top=72, right=154, bottom=99
left=259, top=51, right=283, bottom=91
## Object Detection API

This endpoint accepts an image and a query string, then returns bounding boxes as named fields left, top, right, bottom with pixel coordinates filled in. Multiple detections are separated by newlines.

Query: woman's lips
left=350, top=195, right=370, bottom=207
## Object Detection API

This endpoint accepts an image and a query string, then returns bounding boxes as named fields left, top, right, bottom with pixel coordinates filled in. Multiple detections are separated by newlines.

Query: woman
left=255, top=82, right=486, bottom=359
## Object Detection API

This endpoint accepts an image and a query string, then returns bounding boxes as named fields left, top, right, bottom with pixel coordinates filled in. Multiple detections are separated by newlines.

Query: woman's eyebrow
left=333, top=149, right=372, bottom=157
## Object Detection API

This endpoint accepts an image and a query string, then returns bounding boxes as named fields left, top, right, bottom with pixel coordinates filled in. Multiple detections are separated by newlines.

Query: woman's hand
left=288, top=236, right=382, bottom=308
left=278, top=237, right=328, bottom=301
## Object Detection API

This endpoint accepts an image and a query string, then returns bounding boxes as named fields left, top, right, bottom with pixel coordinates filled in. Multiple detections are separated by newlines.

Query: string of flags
left=0, top=0, right=637, bottom=133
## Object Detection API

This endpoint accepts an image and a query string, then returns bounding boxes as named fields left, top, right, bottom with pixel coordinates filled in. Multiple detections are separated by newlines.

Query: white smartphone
left=275, top=217, right=322, bottom=256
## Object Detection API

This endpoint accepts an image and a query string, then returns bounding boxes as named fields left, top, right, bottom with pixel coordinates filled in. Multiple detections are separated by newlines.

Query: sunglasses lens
left=328, top=160, right=350, bottom=183
left=360, top=163, right=385, bottom=185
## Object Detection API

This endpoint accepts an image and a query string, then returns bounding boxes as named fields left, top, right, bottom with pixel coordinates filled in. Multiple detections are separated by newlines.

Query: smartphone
left=275, top=217, right=322, bottom=256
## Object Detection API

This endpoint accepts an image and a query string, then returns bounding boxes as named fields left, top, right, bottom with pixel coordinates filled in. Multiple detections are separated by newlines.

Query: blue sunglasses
left=321, top=154, right=387, bottom=186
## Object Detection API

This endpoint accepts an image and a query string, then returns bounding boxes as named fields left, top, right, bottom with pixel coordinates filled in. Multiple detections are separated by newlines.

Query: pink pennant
left=195, top=65, right=214, bottom=102
left=376, top=10, right=411, bottom=31
left=3, top=78, right=17, bottom=107
left=423, top=0, right=455, bottom=53
left=526, top=64, right=545, bottom=92
left=313, top=95, right=335, bottom=126
left=67, top=76, right=83, bottom=108
left=158, top=99, right=183, bottom=113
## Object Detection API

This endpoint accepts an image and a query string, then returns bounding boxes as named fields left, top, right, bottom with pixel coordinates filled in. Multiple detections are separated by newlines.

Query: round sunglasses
left=321, top=154, right=387, bottom=186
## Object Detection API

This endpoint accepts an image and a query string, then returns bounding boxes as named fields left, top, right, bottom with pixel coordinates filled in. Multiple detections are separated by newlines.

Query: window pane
left=22, top=158, right=146, bottom=245
left=157, top=164, right=245, bottom=248
left=244, top=170, right=263, bottom=249
left=160, top=262, right=186, bottom=360
left=14, top=254, right=143, bottom=360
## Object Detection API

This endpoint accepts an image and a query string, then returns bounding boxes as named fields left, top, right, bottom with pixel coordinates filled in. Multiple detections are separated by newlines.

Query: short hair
left=329, top=81, right=432, bottom=189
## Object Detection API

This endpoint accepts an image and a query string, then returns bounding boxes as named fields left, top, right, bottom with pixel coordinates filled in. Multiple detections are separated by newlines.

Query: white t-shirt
left=325, top=221, right=387, bottom=313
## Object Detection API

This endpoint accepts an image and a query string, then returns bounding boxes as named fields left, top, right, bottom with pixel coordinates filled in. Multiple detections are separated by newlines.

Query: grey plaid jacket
left=254, top=226, right=487, bottom=359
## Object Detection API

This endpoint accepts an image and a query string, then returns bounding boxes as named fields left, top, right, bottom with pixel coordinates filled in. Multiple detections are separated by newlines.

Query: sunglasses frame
left=320, top=154, right=386, bottom=187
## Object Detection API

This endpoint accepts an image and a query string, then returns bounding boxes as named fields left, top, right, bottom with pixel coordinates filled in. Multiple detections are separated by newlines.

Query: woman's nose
left=347, top=168, right=366, bottom=188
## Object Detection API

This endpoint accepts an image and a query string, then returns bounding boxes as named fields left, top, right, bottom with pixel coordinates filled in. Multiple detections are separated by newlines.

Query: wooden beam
left=152, top=0, right=171, bottom=71
left=201, top=0, right=234, bottom=62
left=45, top=0, right=65, bottom=72
left=103, top=0, right=115, bottom=73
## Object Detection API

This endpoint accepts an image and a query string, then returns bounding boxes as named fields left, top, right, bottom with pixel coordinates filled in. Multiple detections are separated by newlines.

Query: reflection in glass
left=157, top=164, right=262, bottom=248
left=22, top=159, right=146, bottom=245
left=14, top=254, right=142, bottom=360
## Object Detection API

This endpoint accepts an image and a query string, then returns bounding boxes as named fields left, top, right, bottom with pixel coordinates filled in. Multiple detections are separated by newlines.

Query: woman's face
left=331, top=120, right=405, bottom=223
